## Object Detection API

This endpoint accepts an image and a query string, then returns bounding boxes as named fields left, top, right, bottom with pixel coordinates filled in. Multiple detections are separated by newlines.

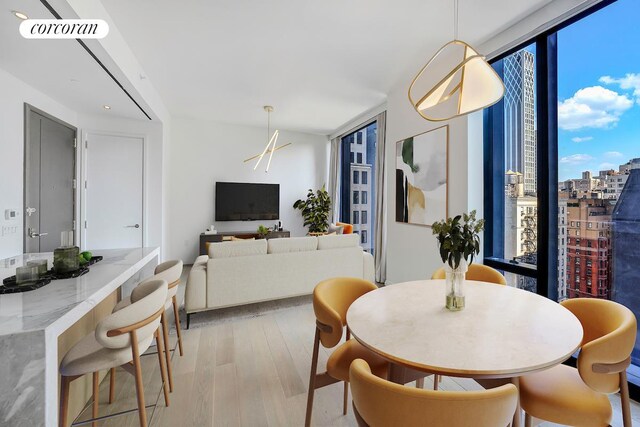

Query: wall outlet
left=1, top=226, right=18, bottom=236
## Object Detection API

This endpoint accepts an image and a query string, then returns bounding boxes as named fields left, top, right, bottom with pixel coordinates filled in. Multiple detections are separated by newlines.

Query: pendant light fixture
left=408, top=0, right=505, bottom=122
left=243, top=106, right=292, bottom=173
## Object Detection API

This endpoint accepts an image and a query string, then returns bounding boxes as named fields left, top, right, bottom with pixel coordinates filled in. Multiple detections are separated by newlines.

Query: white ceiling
left=100, top=0, right=553, bottom=134
left=0, top=0, right=148, bottom=121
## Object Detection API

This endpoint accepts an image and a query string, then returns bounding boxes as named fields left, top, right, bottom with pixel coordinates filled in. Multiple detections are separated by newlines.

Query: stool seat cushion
left=60, top=332, right=154, bottom=377
left=327, top=338, right=388, bottom=382
left=520, top=364, right=612, bottom=427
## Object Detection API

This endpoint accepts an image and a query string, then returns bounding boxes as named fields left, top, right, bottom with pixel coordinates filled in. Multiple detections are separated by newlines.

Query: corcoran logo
left=19, top=19, right=109, bottom=39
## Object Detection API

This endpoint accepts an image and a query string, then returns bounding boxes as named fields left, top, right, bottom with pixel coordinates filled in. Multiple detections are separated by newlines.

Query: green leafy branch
left=432, top=210, right=485, bottom=269
left=293, top=185, right=331, bottom=233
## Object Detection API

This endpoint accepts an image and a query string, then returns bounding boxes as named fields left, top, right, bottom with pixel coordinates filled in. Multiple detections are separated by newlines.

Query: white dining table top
left=346, top=280, right=584, bottom=379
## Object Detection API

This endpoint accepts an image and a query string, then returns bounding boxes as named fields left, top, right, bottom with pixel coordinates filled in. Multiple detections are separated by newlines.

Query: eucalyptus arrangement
left=432, top=210, right=485, bottom=310
left=293, top=185, right=331, bottom=234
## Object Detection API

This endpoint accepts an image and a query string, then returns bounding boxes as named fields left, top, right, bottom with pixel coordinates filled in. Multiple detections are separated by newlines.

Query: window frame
left=482, top=0, right=640, bottom=398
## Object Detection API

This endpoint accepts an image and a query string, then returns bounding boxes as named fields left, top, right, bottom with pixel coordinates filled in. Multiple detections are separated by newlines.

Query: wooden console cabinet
left=199, top=230, right=290, bottom=255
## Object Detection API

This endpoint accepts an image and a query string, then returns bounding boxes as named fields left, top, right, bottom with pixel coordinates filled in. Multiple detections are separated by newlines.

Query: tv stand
left=199, top=230, right=290, bottom=255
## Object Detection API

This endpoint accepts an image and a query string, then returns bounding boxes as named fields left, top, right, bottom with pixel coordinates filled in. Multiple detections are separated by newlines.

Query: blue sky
left=557, top=0, right=640, bottom=181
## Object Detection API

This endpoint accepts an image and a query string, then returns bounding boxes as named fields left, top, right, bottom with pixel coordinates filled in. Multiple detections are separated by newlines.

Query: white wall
left=0, top=68, right=78, bottom=259
left=77, top=114, right=164, bottom=255
left=168, top=118, right=328, bottom=262
left=384, top=77, right=483, bottom=284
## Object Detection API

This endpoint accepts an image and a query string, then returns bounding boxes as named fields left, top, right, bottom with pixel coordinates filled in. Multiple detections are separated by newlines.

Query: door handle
left=28, top=228, right=48, bottom=238
left=125, top=224, right=140, bottom=229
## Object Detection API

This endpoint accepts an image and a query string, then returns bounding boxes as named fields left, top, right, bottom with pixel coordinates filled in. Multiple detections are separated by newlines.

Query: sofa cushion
left=209, top=239, right=267, bottom=259
left=268, top=236, right=318, bottom=254
left=328, top=223, right=344, bottom=234
left=317, top=233, right=360, bottom=250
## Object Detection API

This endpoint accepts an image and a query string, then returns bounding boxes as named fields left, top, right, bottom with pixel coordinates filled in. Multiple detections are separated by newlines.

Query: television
left=215, top=182, right=280, bottom=221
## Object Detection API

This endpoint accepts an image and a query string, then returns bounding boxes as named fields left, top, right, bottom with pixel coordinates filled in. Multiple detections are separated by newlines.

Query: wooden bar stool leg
left=416, top=377, right=424, bottom=389
left=161, top=312, right=174, bottom=392
left=92, top=372, right=99, bottom=427
left=155, top=329, right=170, bottom=406
left=343, top=382, right=349, bottom=415
left=172, top=295, right=184, bottom=356
left=130, top=330, right=148, bottom=427
left=433, top=374, right=439, bottom=390
left=59, top=376, right=71, bottom=427
left=620, top=371, right=632, bottom=427
left=108, top=368, right=116, bottom=404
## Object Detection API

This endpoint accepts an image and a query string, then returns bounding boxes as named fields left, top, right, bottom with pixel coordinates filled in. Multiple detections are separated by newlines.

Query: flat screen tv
left=215, top=182, right=280, bottom=221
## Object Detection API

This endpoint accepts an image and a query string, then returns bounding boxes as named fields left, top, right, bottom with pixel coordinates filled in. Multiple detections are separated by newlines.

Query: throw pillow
left=327, top=223, right=344, bottom=235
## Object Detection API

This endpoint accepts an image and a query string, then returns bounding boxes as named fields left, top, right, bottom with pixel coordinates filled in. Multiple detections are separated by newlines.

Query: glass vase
left=444, top=259, right=468, bottom=311
left=53, top=231, right=79, bottom=274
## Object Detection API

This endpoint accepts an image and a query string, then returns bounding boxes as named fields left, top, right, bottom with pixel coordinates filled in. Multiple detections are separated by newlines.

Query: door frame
left=80, top=130, right=148, bottom=250
left=23, top=103, right=78, bottom=252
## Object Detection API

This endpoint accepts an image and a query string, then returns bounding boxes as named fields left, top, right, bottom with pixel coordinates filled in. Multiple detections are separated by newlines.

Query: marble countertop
left=0, top=247, right=159, bottom=337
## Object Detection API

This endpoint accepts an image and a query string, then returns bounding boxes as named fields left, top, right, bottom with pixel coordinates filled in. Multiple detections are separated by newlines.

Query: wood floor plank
left=189, top=322, right=216, bottom=427
left=261, top=314, right=306, bottom=398
left=232, top=319, right=269, bottom=427
left=216, top=321, right=235, bottom=366
left=213, top=362, right=240, bottom=426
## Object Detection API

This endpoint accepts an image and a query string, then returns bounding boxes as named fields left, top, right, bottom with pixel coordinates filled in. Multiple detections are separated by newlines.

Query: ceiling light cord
left=454, top=0, right=459, bottom=40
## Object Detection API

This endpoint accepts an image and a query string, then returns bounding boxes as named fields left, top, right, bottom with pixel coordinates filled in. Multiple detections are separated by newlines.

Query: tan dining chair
left=305, top=277, right=389, bottom=427
left=350, top=358, right=518, bottom=427
left=109, top=259, right=183, bottom=397
left=519, top=298, right=637, bottom=427
left=59, top=279, right=168, bottom=427
left=431, top=263, right=507, bottom=285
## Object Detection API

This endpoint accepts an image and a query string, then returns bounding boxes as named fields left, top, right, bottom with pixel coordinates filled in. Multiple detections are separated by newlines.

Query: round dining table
left=346, top=280, right=584, bottom=427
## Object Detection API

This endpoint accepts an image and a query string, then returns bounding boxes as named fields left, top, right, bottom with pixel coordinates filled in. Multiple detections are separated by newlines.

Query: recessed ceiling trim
left=38, top=0, right=152, bottom=120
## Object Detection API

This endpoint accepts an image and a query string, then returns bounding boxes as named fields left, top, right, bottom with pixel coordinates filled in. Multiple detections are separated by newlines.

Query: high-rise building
left=348, top=127, right=375, bottom=253
left=504, top=50, right=537, bottom=195
left=565, top=198, right=614, bottom=299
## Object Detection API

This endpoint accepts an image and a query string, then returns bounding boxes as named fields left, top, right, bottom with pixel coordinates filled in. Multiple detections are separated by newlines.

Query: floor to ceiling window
left=340, top=121, right=377, bottom=254
left=484, top=0, right=640, bottom=394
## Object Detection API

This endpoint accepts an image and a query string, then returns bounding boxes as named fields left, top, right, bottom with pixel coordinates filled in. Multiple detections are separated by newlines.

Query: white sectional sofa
left=185, top=234, right=374, bottom=325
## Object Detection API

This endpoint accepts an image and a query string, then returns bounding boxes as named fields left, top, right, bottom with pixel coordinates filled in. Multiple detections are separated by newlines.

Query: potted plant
left=293, top=185, right=331, bottom=234
left=257, top=225, right=270, bottom=239
left=432, top=210, right=485, bottom=311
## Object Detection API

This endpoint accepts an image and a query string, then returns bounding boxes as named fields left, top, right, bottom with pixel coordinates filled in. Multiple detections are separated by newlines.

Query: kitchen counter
left=0, top=247, right=159, bottom=427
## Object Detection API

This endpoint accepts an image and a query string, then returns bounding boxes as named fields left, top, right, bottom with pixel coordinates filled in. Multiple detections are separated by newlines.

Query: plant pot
left=444, top=259, right=467, bottom=311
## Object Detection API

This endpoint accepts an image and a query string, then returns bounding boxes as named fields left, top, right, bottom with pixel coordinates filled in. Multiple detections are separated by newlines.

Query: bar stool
left=59, top=279, right=169, bottom=427
left=110, top=259, right=184, bottom=395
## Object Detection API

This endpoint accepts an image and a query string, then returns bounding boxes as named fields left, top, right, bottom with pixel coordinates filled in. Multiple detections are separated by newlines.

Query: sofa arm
left=185, top=258, right=207, bottom=313
left=363, top=251, right=375, bottom=283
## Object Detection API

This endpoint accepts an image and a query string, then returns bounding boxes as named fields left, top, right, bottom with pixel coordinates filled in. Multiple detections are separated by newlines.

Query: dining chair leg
left=172, top=295, right=184, bottom=357
left=305, top=328, right=321, bottom=427
left=620, top=371, right=632, bottom=427
left=92, top=372, right=99, bottom=427
left=524, top=412, right=532, bottom=427
left=155, top=329, right=170, bottom=406
left=343, top=381, right=349, bottom=415
left=59, top=375, right=71, bottom=427
left=416, top=377, right=424, bottom=389
left=161, top=312, right=174, bottom=392
left=130, top=330, right=148, bottom=427
left=433, top=374, right=439, bottom=390
left=108, top=368, right=116, bottom=404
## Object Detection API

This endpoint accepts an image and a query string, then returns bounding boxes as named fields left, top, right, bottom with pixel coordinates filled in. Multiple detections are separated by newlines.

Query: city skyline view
left=558, top=0, right=640, bottom=182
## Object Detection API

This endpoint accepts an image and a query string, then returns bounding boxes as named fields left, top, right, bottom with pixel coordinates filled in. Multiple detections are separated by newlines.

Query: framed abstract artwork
left=395, top=125, right=449, bottom=226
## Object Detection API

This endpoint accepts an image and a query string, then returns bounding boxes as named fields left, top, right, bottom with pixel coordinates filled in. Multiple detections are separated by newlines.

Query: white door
left=84, top=133, right=143, bottom=250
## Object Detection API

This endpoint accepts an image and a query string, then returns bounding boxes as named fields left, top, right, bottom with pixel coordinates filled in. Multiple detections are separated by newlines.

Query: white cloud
left=600, top=73, right=640, bottom=104
left=571, top=136, right=593, bottom=143
left=599, top=162, right=616, bottom=170
left=560, top=154, right=594, bottom=164
left=558, top=86, right=633, bottom=130
left=604, top=151, right=623, bottom=158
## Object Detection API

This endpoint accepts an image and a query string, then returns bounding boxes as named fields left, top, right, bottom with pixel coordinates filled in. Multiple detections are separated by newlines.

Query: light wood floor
left=77, top=294, right=640, bottom=427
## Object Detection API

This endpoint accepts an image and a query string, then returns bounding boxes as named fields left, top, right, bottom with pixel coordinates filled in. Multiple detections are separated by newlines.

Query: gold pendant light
left=408, top=0, right=505, bottom=122
left=243, top=106, right=292, bottom=173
